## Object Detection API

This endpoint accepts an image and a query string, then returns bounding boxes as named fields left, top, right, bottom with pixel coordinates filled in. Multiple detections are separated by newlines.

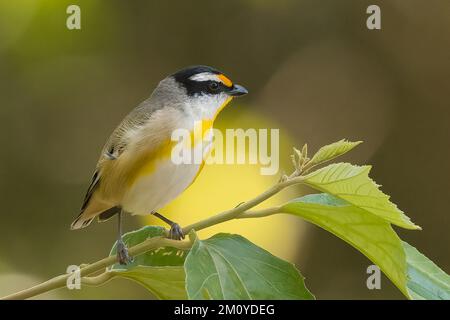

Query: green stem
left=182, top=176, right=303, bottom=233
left=238, top=206, right=282, bottom=219
left=82, top=272, right=115, bottom=286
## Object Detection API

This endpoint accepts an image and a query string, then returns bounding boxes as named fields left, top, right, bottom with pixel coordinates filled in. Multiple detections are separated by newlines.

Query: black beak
left=227, top=84, right=248, bottom=97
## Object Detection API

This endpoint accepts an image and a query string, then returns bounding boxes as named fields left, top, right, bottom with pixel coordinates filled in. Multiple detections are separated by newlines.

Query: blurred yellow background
left=0, top=0, right=449, bottom=299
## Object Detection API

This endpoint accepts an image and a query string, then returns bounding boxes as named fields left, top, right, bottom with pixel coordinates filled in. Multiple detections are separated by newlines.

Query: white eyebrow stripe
left=189, top=72, right=221, bottom=83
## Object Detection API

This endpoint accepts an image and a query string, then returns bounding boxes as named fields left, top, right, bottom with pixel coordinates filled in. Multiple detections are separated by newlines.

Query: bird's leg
left=152, top=212, right=185, bottom=240
left=116, top=210, right=133, bottom=265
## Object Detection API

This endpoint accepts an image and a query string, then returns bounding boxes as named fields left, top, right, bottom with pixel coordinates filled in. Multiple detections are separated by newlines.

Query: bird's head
left=154, top=65, right=248, bottom=120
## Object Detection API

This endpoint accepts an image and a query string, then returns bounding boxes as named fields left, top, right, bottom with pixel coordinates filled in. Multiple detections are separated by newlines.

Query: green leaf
left=302, top=163, right=420, bottom=230
left=281, top=193, right=410, bottom=298
left=403, top=241, right=450, bottom=300
left=107, top=226, right=189, bottom=299
left=108, top=266, right=188, bottom=299
left=184, top=233, right=314, bottom=300
left=308, top=139, right=362, bottom=168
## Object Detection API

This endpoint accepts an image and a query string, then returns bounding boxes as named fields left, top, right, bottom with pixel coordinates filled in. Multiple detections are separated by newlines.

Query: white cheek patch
left=189, top=72, right=221, bottom=82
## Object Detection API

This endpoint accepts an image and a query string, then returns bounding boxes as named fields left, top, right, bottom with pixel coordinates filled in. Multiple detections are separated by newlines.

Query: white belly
left=122, top=158, right=201, bottom=215
left=121, top=133, right=213, bottom=215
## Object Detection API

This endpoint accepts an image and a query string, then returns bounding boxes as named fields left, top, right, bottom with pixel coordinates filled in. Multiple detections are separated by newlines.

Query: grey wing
left=73, top=98, right=157, bottom=227
left=78, top=120, right=133, bottom=212
left=80, top=170, right=100, bottom=212
left=99, top=98, right=158, bottom=162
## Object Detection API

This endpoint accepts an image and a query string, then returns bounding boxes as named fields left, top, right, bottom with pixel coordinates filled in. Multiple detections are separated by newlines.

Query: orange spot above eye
left=218, top=74, right=233, bottom=87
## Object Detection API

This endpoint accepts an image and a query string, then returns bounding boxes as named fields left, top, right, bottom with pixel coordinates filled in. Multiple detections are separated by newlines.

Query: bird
left=70, top=65, right=248, bottom=264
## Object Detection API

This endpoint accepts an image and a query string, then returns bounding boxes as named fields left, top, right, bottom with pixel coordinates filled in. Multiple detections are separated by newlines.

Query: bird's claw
left=116, top=240, right=133, bottom=265
left=169, top=223, right=185, bottom=240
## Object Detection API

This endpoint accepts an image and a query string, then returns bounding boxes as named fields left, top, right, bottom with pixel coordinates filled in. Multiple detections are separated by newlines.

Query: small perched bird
left=71, top=65, right=248, bottom=264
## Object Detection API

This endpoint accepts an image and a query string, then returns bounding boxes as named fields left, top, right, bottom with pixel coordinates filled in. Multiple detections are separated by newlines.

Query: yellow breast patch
left=128, top=119, right=216, bottom=187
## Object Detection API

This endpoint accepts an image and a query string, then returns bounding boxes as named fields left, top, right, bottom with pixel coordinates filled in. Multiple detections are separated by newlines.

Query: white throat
left=184, top=93, right=230, bottom=122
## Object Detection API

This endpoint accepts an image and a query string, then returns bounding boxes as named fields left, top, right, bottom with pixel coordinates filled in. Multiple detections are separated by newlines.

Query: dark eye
left=208, top=82, right=219, bottom=92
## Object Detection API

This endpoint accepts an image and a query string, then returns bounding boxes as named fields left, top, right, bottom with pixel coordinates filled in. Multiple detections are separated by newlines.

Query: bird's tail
left=71, top=199, right=119, bottom=230
left=70, top=214, right=94, bottom=230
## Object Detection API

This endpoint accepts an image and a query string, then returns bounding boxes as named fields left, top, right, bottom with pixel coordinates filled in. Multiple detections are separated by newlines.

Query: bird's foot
left=169, top=223, right=185, bottom=240
left=116, top=239, right=133, bottom=265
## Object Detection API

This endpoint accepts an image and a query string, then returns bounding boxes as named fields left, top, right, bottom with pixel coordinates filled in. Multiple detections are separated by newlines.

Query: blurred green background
left=0, top=0, right=449, bottom=299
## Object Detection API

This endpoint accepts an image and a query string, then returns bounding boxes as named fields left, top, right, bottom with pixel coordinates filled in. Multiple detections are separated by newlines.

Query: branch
left=182, top=176, right=303, bottom=234
left=1, top=172, right=305, bottom=300
left=238, top=207, right=283, bottom=219
left=1, top=237, right=191, bottom=300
